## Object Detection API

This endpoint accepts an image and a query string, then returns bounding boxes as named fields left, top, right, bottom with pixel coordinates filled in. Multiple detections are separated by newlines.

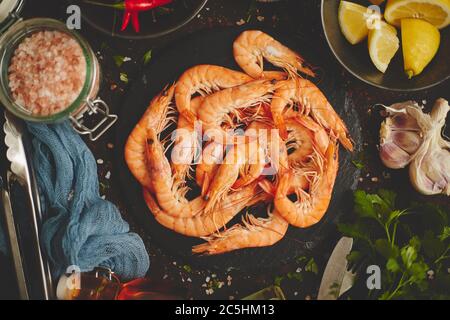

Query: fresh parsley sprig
left=339, top=190, right=449, bottom=300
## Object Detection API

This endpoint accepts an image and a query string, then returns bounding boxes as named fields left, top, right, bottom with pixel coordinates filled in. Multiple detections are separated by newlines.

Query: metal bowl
left=321, top=0, right=450, bottom=91
left=71, top=0, right=208, bottom=40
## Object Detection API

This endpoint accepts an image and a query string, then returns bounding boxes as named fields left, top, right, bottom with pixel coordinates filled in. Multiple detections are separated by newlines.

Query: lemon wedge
left=368, top=21, right=400, bottom=73
left=339, top=1, right=371, bottom=44
left=385, top=0, right=450, bottom=29
left=401, top=18, right=440, bottom=78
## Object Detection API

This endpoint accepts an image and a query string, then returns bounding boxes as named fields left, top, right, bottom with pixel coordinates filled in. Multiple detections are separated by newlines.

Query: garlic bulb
left=379, top=101, right=423, bottom=169
left=409, top=99, right=450, bottom=196
left=379, top=98, right=450, bottom=196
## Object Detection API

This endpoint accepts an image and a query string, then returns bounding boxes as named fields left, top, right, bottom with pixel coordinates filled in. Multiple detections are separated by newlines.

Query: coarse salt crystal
left=8, top=31, right=87, bottom=116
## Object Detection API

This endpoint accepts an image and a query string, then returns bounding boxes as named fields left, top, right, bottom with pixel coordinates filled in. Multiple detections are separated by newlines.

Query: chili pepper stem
left=83, top=0, right=126, bottom=10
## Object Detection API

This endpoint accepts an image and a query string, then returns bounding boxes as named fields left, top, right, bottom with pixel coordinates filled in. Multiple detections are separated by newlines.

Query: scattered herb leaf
left=305, top=258, right=318, bottom=275
left=352, top=159, right=365, bottom=169
left=113, top=55, right=126, bottom=68
left=143, top=49, right=153, bottom=65
left=274, top=275, right=284, bottom=287
left=246, top=0, right=258, bottom=23
left=120, top=72, right=129, bottom=83
left=182, top=265, right=192, bottom=273
left=287, top=272, right=303, bottom=282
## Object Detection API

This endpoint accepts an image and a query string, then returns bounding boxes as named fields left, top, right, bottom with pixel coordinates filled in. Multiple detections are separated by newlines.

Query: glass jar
left=0, top=15, right=117, bottom=141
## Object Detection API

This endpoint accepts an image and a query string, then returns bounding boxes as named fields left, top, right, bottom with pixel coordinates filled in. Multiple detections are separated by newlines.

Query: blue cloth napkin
left=24, top=121, right=149, bottom=280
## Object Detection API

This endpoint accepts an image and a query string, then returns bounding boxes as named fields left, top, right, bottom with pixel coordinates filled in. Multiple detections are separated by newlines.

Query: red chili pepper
left=84, top=0, right=173, bottom=32
left=122, top=0, right=173, bottom=32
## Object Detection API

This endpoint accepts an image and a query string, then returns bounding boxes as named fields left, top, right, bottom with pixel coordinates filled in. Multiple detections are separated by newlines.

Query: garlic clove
left=389, top=112, right=421, bottom=131
left=390, top=130, right=422, bottom=154
left=379, top=141, right=412, bottom=169
left=409, top=149, right=450, bottom=196
left=379, top=117, right=420, bottom=168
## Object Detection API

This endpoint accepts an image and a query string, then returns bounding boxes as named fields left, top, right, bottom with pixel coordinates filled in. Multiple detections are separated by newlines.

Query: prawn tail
left=192, top=216, right=254, bottom=255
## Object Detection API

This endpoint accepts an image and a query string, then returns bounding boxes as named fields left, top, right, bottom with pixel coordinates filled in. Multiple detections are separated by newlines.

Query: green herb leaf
left=183, top=265, right=192, bottom=273
left=120, top=72, right=129, bottom=84
left=422, top=231, right=445, bottom=260
left=338, top=223, right=372, bottom=244
left=295, top=256, right=308, bottom=264
left=352, top=159, right=364, bottom=169
left=143, top=49, right=153, bottom=65
left=287, top=272, right=303, bottom=282
left=408, top=261, right=428, bottom=282
left=305, top=258, right=318, bottom=274
left=246, top=0, right=258, bottom=23
left=401, top=245, right=417, bottom=269
left=386, top=258, right=400, bottom=273
left=274, top=276, right=284, bottom=287
left=113, top=55, right=126, bottom=68
left=378, top=189, right=396, bottom=209
left=353, top=190, right=378, bottom=219
left=375, top=239, right=399, bottom=259
left=340, top=189, right=449, bottom=299
left=409, top=236, right=421, bottom=251
left=347, top=251, right=363, bottom=265
left=439, top=226, right=450, bottom=241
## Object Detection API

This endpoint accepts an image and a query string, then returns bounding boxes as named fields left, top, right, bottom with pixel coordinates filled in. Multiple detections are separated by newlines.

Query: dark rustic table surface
left=0, top=0, right=448, bottom=300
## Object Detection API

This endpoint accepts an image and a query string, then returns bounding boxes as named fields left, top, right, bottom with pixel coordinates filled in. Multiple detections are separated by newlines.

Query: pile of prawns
left=125, top=30, right=353, bottom=255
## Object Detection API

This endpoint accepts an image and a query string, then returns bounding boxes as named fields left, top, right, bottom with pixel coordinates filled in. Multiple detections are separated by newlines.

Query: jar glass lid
left=0, top=0, right=25, bottom=34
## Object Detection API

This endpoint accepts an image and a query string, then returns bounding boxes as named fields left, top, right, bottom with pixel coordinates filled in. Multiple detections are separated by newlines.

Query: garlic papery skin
left=379, top=101, right=423, bottom=169
left=409, top=98, right=450, bottom=196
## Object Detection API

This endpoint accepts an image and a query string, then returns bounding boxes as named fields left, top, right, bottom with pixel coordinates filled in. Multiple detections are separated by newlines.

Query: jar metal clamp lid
left=71, top=99, right=118, bottom=142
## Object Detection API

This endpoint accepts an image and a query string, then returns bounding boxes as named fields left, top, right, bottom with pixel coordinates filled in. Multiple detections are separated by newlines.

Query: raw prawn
left=125, top=85, right=174, bottom=191
left=285, top=115, right=330, bottom=167
left=204, top=130, right=265, bottom=213
left=171, top=96, right=203, bottom=185
left=175, top=65, right=253, bottom=123
left=233, top=121, right=289, bottom=188
left=195, top=141, right=224, bottom=197
left=270, top=78, right=353, bottom=151
left=233, top=30, right=315, bottom=79
left=192, top=209, right=289, bottom=255
left=274, top=141, right=339, bottom=228
left=198, top=79, right=278, bottom=145
left=145, top=128, right=205, bottom=218
left=143, top=182, right=269, bottom=237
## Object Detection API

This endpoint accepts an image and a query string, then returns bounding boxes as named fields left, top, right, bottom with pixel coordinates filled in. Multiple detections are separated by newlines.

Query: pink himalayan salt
left=8, top=30, right=87, bottom=116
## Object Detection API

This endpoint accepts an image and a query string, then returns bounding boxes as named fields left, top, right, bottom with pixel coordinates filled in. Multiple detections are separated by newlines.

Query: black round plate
left=115, top=26, right=362, bottom=271
left=70, top=0, right=208, bottom=39
left=322, top=0, right=450, bottom=91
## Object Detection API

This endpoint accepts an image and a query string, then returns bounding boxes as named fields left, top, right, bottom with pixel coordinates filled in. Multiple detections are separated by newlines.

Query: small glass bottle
left=56, top=267, right=183, bottom=300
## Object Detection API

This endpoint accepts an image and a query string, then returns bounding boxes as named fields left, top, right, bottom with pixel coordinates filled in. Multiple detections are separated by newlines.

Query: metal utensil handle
left=3, top=111, right=53, bottom=300
left=70, top=98, right=118, bottom=142
left=0, top=173, right=29, bottom=300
